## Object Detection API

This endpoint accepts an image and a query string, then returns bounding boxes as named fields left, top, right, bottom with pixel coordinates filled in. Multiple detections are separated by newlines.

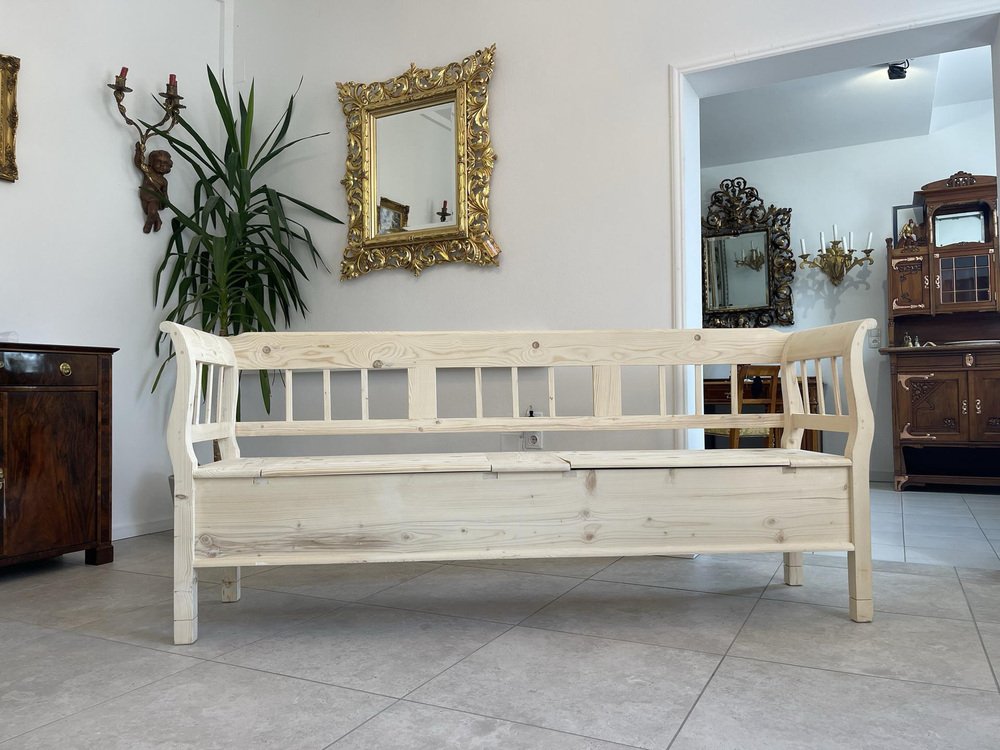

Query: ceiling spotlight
left=887, top=60, right=910, bottom=80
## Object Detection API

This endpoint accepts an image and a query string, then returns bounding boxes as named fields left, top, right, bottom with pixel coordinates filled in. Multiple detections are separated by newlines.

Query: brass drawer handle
left=963, top=399, right=968, bottom=415
left=977, top=399, right=983, bottom=415
left=59, top=362, right=72, bottom=376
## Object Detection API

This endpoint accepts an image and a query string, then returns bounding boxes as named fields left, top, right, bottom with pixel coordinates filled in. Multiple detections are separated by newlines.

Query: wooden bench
left=160, top=320, right=876, bottom=644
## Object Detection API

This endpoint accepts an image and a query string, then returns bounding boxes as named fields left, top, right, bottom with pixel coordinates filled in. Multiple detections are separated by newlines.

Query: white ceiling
left=700, top=40, right=995, bottom=168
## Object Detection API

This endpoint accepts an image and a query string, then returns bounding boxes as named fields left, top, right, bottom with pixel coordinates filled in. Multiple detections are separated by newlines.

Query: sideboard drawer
left=0, top=350, right=99, bottom=386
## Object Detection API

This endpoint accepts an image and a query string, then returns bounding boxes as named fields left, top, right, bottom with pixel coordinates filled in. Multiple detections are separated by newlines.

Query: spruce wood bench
left=161, top=320, right=876, bottom=644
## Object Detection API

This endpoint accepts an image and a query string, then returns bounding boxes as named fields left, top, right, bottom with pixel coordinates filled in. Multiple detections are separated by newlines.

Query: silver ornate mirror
left=338, top=45, right=500, bottom=278
left=702, top=178, right=794, bottom=327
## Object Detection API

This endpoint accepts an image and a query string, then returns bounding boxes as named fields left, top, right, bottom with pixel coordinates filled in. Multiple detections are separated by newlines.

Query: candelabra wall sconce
left=107, top=67, right=185, bottom=233
left=734, top=242, right=766, bottom=271
left=798, top=225, right=874, bottom=286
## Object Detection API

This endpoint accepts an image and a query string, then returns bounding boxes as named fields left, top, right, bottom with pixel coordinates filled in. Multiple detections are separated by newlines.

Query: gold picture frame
left=0, top=54, right=20, bottom=182
left=337, top=45, right=501, bottom=278
left=378, top=197, right=410, bottom=233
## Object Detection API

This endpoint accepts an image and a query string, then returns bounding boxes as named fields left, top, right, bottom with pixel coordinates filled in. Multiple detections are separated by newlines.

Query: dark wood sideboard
left=882, top=172, right=1000, bottom=489
left=0, top=343, right=116, bottom=566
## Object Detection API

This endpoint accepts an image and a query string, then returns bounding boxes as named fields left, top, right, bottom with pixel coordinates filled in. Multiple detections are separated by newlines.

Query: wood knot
left=585, top=470, right=597, bottom=492
left=262, top=346, right=271, bottom=354
left=694, top=334, right=702, bottom=341
left=531, top=341, right=540, bottom=349
left=373, top=359, right=384, bottom=369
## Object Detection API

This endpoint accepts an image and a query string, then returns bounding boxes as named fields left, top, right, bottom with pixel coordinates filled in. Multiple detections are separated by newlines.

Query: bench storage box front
left=160, top=321, right=876, bottom=644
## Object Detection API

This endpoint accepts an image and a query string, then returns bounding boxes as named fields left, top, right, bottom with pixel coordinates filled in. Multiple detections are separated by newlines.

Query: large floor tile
left=961, top=579, right=1000, bottom=623
left=979, top=621, right=1000, bottom=684
left=762, top=565, right=972, bottom=620
left=445, top=556, right=619, bottom=578
left=803, top=555, right=958, bottom=578
left=903, top=532, right=992, bottom=551
left=216, top=603, right=508, bottom=697
left=903, top=521, right=989, bottom=538
left=905, top=514, right=983, bottom=530
left=242, top=561, right=442, bottom=601
left=906, top=546, right=1000, bottom=569
left=0, top=619, right=58, bottom=649
left=73, top=586, right=345, bottom=659
left=593, top=554, right=779, bottom=597
left=0, top=629, right=197, bottom=742
left=0, top=569, right=173, bottom=628
left=4, top=661, right=391, bottom=750
left=332, top=701, right=627, bottom=749
left=523, top=579, right=755, bottom=653
left=363, top=565, right=581, bottom=623
left=410, top=627, right=720, bottom=749
left=672, top=657, right=1000, bottom=750
left=730, top=598, right=996, bottom=690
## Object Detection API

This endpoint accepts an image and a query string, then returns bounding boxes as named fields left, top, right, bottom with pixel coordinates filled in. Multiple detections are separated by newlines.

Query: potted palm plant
left=151, top=67, right=341, bottom=409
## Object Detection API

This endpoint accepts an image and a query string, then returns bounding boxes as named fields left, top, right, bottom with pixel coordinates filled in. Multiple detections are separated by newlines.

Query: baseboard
left=113, top=517, right=173, bottom=541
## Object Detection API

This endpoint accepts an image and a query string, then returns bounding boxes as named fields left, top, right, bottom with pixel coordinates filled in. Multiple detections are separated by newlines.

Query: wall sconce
left=107, top=67, right=185, bottom=233
left=798, top=225, right=874, bottom=286
left=734, top=241, right=766, bottom=271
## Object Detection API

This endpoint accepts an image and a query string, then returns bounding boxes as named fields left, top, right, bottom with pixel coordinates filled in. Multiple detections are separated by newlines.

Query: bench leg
left=783, top=552, right=803, bottom=586
left=173, top=569, right=198, bottom=645
left=220, top=567, right=242, bottom=602
left=174, top=487, right=198, bottom=645
left=848, top=467, right=873, bottom=623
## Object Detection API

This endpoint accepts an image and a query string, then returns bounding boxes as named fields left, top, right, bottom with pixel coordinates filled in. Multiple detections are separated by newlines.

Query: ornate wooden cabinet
left=0, top=343, right=116, bottom=566
left=883, top=172, right=1000, bottom=489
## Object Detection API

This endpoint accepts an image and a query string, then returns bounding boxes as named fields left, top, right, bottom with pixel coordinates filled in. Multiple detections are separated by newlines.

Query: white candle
left=867, top=231, right=873, bottom=249
left=833, top=224, right=838, bottom=240
left=849, top=231, right=854, bottom=249
left=821, top=231, right=825, bottom=248
left=800, top=238, right=806, bottom=254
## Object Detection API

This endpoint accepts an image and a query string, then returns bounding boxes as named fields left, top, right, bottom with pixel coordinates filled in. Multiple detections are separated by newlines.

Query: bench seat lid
left=193, top=448, right=849, bottom=479
left=555, top=449, right=851, bottom=470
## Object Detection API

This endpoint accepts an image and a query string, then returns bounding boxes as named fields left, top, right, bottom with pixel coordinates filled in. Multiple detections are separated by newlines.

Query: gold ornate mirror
left=702, top=178, right=794, bottom=327
left=0, top=54, right=20, bottom=182
left=338, top=45, right=500, bottom=278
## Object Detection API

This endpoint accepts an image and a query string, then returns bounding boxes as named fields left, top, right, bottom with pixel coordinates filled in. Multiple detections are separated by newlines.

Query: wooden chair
left=707, top=364, right=782, bottom=448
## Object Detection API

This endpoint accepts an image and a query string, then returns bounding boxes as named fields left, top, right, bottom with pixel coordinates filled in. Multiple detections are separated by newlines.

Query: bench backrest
left=160, top=320, right=875, bottom=469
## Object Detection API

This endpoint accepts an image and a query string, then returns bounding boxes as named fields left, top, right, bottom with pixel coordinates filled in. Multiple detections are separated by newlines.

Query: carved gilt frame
left=702, top=177, right=794, bottom=328
left=337, top=45, right=500, bottom=279
left=0, top=54, right=19, bottom=182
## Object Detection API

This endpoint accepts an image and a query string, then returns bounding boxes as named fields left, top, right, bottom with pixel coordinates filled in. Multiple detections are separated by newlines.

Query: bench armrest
left=159, top=323, right=240, bottom=478
left=780, top=319, right=876, bottom=468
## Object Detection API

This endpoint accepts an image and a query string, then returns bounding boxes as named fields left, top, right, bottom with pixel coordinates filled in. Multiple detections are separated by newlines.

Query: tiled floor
left=1, top=485, right=999, bottom=749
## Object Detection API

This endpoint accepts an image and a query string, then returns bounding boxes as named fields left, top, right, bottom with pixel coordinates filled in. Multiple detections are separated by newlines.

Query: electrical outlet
left=522, top=431, right=543, bottom=450
left=522, top=405, right=543, bottom=449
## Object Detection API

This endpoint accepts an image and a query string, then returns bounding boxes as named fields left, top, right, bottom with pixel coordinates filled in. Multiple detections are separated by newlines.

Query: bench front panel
left=190, top=465, right=852, bottom=566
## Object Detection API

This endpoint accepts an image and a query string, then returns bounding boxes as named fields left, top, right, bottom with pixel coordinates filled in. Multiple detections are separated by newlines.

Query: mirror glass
left=375, top=101, right=457, bottom=234
left=704, top=232, right=770, bottom=309
left=935, top=210, right=986, bottom=246
left=337, top=45, right=501, bottom=279
left=701, top=178, right=794, bottom=328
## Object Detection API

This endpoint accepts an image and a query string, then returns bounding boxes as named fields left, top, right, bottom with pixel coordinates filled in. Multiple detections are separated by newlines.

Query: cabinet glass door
left=934, top=252, right=995, bottom=312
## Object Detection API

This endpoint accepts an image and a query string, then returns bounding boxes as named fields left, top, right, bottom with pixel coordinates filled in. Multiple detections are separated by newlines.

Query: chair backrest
left=730, top=364, right=781, bottom=448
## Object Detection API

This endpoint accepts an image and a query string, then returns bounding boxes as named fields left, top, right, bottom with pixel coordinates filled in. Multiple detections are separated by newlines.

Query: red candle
left=169, top=74, right=176, bottom=86
left=120, top=67, right=128, bottom=78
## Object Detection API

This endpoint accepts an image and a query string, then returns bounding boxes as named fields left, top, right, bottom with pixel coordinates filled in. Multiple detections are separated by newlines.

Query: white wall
left=0, top=0, right=223, bottom=537
left=702, top=100, right=996, bottom=480
left=4, top=0, right=1000, bottom=536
